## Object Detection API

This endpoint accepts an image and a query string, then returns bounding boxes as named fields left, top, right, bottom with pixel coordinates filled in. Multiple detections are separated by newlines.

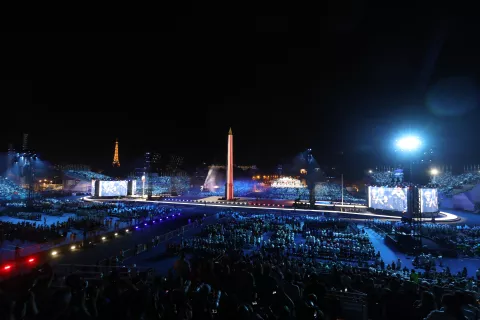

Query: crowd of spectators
left=434, top=171, right=480, bottom=196
left=369, top=172, right=394, bottom=186
left=63, top=170, right=112, bottom=181
left=193, top=181, right=255, bottom=197
left=369, top=170, right=480, bottom=198
left=2, top=204, right=480, bottom=319
left=0, top=219, right=67, bottom=245
left=259, top=183, right=365, bottom=204
left=369, top=220, right=480, bottom=257
left=312, top=183, right=364, bottom=204
left=163, top=212, right=480, bottom=320
left=3, top=246, right=480, bottom=320
left=183, top=212, right=375, bottom=273
left=261, top=187, right=308, bottom=200
left=0, top=178, right=27, bottom=201
left=131, top=176, right=191, bottom=195
left=0, top=197, right=193, bottom=252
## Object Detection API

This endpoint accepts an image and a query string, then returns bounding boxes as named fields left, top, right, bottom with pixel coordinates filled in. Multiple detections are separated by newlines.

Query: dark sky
left=1, top=8, right=479, bottom=179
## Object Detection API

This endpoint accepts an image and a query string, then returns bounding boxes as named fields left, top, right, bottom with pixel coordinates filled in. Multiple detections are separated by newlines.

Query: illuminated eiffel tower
left=112, top=138, right=120, bottom=167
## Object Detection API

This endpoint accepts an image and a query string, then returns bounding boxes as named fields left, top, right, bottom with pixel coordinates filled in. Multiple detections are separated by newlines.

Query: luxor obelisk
left=226, top=127, right=234, bottom=200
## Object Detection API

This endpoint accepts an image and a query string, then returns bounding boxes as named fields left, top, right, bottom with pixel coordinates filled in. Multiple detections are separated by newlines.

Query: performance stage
left=83, top=196, right=460, bottom=222
left=385, top=233, right=458, bottom=258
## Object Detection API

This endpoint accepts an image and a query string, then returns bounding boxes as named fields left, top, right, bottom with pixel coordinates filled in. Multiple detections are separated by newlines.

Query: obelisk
left=226, top=127, right=234, bottom=200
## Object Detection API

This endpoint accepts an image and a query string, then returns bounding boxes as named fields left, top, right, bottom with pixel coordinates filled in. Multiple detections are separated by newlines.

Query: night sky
left=1, top=10, right=479, bottom=179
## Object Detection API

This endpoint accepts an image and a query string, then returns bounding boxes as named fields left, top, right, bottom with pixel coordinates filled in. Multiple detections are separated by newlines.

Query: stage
left=83, top=196, right=460, bottom=222
left=384, top=233, right=458, bottom=258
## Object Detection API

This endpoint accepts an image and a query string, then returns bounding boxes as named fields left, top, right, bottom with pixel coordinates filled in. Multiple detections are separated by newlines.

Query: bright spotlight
left=396, top=136, right=421, bottom=151
left=101, top=237, right=106, bottom=240
left=431, top=168, right=439, bottom=175
left=71, top=245, right=76, bottom=250
left=368, top=170, right=373, bottom=174
left=51, top=251, right=58, bottom=256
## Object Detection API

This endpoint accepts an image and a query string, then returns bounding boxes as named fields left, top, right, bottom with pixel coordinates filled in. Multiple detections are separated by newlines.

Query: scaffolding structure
left=408, top=186, right=423, bottom=252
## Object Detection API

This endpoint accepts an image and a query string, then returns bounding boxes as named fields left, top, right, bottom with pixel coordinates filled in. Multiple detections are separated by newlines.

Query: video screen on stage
left=368, top=186, right=408, bottom=212
left=91, top=180, right=95, bottom=196
left=420, top=188, right=439, bottom=213
left=98, top=181, right=127, bottom=197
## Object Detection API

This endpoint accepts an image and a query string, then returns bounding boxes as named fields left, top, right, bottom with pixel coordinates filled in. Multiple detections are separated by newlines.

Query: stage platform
left=83, top=196, right=460, bottom=222
left=194, top=196, right=294, bottom=206
left=385, top=233, right=458, bottom=258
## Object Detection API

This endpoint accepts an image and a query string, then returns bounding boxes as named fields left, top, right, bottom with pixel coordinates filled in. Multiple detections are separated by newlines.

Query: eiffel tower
left=112, top=138, right=120, bottom=167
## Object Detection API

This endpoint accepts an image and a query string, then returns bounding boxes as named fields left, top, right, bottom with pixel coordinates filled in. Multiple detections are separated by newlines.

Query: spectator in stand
left=3, top=209, right=480, bottom=320
left=0, top=178, right=28, bottom=201
left=434, top=171, right=480, bottom=197
left=413, top=291, right=437, bottom=320
left=174, top=251, right=191, bottom=280
left=425, top=294, right=468, bottom=320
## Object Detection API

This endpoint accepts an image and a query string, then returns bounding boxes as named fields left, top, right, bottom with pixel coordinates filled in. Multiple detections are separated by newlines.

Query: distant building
left=237, top=165, right=257, bottom=171
left=145, top=152, right=161, bottom=172
left=55, top=164, right=91, bottom=171
left=7, top=143, right=15, bottom=179
left=166, top=154, right=184, bottom=173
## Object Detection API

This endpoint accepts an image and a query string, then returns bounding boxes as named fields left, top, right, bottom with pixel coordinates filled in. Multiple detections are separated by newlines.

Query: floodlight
left=430, top=168, right=439, bottom=175
left=396, top=136, right=421, bottom=151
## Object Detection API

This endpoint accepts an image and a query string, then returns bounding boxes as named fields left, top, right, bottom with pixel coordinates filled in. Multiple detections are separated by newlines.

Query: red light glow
left=28, top=258, right=35, bottom=263
left=4, top=265, right=11, bottom=270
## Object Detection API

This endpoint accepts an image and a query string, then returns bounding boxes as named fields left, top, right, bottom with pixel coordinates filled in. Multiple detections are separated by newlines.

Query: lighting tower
left=14, top=134, right=37, bottom=207
left=306, top=149, right=316, bottom=207
left=112, top=138, right=120, bottom=167
left=395, top=136, right=422, bottom=183
left=395, top=136, right=423, bottom=252
left=23, top=151, right=37, bottom=207
left=145, top=152, right=153, bottom=199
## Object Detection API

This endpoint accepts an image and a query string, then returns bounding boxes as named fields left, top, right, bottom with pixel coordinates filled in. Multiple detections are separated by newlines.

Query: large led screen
left=368, top=186, right=408, bottom=212
left=420, top=188, right=439, bottom=213
left=91, top=180, right=96, bottom=196
left=98, top=180, right=127, bottom=197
